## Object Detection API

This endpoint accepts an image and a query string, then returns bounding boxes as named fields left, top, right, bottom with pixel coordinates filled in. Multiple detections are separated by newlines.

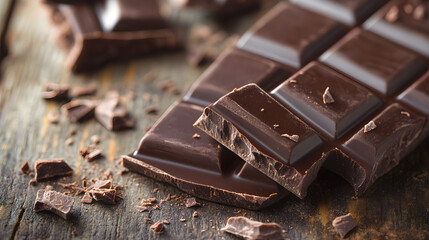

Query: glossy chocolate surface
left=291, top=0, right=386, bottom=25
left=183, top=49, right=290, bottom=107
left=398, top=71, right=429, bottom=115
left=320, top=29, right=427, bottom=95
left=237, top=1, right=346, bottom=68
left=195, top=84, right=326, bottom=198
left=271, top=62, right=382, bottom=139
left=123, top=101, right=286, bottom=209
left=364, top=0, right=429, bottom=57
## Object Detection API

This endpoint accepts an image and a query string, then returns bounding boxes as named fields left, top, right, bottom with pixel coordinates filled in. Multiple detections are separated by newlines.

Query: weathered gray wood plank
left=0, top=0, right=428, bottom=239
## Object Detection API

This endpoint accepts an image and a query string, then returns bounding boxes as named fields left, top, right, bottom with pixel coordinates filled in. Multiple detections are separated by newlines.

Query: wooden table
left=0, top=0, right=428, bottom=239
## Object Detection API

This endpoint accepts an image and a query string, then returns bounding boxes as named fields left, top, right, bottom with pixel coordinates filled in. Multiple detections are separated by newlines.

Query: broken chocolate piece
left=33, top=189, right=74, bottom=219
left=363, top=121, right=377, bottom=133
left=81, top=192, right=93, bottom=204
left=221, top=216, right=284, bottom=240
left=35, top=159, right=73, bottom=181
left=332, top=213, right=357, bottom=238
left=281, top=134, right=299, bottom=143
left=85, top=148, right=102, bottom=162
left=185, top=197, right=201, bottom=208
left=150, top=221, right=165, bottom=234
left=90, top=189, right=116, bottom=204
left=92, top=179, right=112, bottom=189
left=20, top=161, right=32, bottom=175
left=62, top=99, right=97, bottom=123
left=322, top=87, right=335, bottom=104
left=95, top=95, right=135, bottom=130
left=42, top=83, right=70, bottom=101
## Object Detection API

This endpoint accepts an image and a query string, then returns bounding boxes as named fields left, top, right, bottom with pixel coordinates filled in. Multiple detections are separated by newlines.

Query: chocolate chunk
left=81, top=192, right=93, bottom=204
left=42, top=83, right=70, bottom=101
left=62, top=99, right=97, bottom=123
left=195, top=84, right=324, bottom=198
left=322, top=87, right=335, bottom=104
left=332, top=213, right=357, bottom=238
left=85, top=148, right=102, bottom=162
left=35, top=159, right=73, bottom=181
left=20, top=161, right=32, bottom=175
left=33, top=189, right=74, bottom=219
left=90, top=189, right=116, bottom=204
left=122, top=101, right=287, bottom=209
left=363, top=121, right=377, bottom=133
left=95, top=95, right=135, bottom=131
left=237, top=2, right=346, bottom=68
left=150, top=221, right=165, bottom=235
left=92, top=179, right=112, bottom=189
left=221, top=216, right=284, bottom=240
left=185, top=197, right=201, bottom=208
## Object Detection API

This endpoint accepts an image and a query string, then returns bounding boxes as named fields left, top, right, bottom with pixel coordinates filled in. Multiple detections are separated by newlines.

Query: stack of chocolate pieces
left=123, top=0, right=429, bottom=209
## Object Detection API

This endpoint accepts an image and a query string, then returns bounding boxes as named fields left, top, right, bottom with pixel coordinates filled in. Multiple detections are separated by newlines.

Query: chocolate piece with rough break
left=33, top=189, right=74, bottom=219
left=195, top=84, right=326, bottom=198
left=42, top=83, right=70, bottom=101
left=332, top=213, right=357, bottom=238
left=62, top=99, right=97, bottom=122
left=185, top=197, right=201, bottom=208
left=95, top=95, right=135, bottom=130
left=122, top=101, right=287, bottom=210
left=81, top=192, right=93, bottom=204
left=237, top=1, right=346, bottom=68
left=221, top=216, right=285, bottom=240
left=35, top=159, right=73, bottom=181
left=21, top=161, right=32, bottom=175
left=150, top=221, right=165, bottom=235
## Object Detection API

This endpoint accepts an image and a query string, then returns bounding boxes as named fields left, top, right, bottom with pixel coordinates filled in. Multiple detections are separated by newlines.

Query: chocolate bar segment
left=291, top=0, right=386, bottom=26
left=237, top=1, right=346, bottom=68
left=271, top=62, right=382, bottom=139
left=364, top=0, right=429, bottom=57
left=169, top=0, right=260, bottom=16
left=398, top=71, right=429, bottom=116
left=320, top=29, right=427, bottom=95
left=122, top=101, right=287, bottom=209
left=338, top=103, right=425, bottom=195
left=183, top=49, right=290, bottom=107
left=42, top=1, right=179, bottom=72
left=195, top=84, right=326, bottom=198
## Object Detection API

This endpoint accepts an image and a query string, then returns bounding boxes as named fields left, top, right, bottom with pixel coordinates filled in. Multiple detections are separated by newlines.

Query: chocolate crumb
left=289, top=79, right=297, bottom=83
left=47, top=111, right=60, bottom=124
left=154, top=204, right=161, bottom=210
left=180, top=218, right=186, bottom=222
left=401, top=111, right=410, bottom=117
left=193, top=211, right=199, bottom=218
left=273, top=124, right=279, bottom=128
left=20, top=161, right=32, bottom=175
left=90, top=135, right=101, bottom=144
left=281, top=134, right=299, bottom=143
left=192, top=133, right=201, bottom=139
left=81, top=192, right=93, bottom=204
left=260, top=108, right=264, bottom=112
left=141, top=197, right=157, bottom=206
left=364, top=121, right=377, bottom=133
left=33, top=189, right=74, bottom=219
left=71, top=230, right=78, bottom=236
left=222, top=216, right=284, bottom=240
left=145, top=106, right=159, bottom=115
left=65, top=138, right=74, bottom=146
left=62, top=100, right=97, bottom=123
left=152, top=188, right=159, bottom=193
left=136, top=206, right=148, bottom=212
left=385, top=6, right=399, bottom=22
left=413, top=4, right=426, bottom=20
left=35, top=159, right=73, bottom=181
left=332, top=213, right=357, bottom=238
left=150, top=222, right=165, bottom=234
left=185, top=197, right=201, bottom=208
left=42, top=83, right=70, bottom=101
left=323, top=87, right=335, bottom=104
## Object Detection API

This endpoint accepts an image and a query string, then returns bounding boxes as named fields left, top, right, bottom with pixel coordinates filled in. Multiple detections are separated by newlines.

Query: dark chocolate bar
left=291, top=0, right=386, bottom=26
left=42, top=0, right=179, bottom=72
left=183, top=49, right=291, bottom=107
left=169, top=0, right=260, bottom=16
left=122, top=101, right=287, bottom=210
left=236, top=1, right=347, bottom=68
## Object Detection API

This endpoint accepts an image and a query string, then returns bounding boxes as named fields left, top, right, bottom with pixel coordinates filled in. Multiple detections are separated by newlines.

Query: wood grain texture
left=0, top=0, right=15, bottom=62
left=0, top=0, right=428, bottom=239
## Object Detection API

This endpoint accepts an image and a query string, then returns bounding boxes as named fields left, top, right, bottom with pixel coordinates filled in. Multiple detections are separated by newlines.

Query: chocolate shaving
left=413, top=4, right=426, bottom=20
left=281, top=134, right=299, bottom=143
left=42, top=83, right=70, bottom=101
left=332, top=213, right=357, bottom=238
left=385, top=6, right=399, bottom=22
left=33, top=189, right=74, bottom=219
left=222, top=216, right=285, bottom=240
left=35, top=159, right=73, bottom=181
left=62, top=99, right=97, bottom=123
left=273, top=124, right=279, bottom=128
left=401, top=111, right=410, bottom=117
left=136, top=206, right=148, bottom=212
left=185, top=197, right=201, bottom=208
left=20, top=161, right=32, bottom=175
left=323, top=87, right=335, bottom=104
left=141, top=197, right=157, bottom=206
left=363, top=121, right=377, bottom=133
left=179, top=218, right=186, bottom=222
left=95, top=95, right=135, bottom=131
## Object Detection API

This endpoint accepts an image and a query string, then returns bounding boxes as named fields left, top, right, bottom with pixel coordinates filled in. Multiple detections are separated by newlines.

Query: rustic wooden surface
left=0, top=0, right=428, bottom=239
